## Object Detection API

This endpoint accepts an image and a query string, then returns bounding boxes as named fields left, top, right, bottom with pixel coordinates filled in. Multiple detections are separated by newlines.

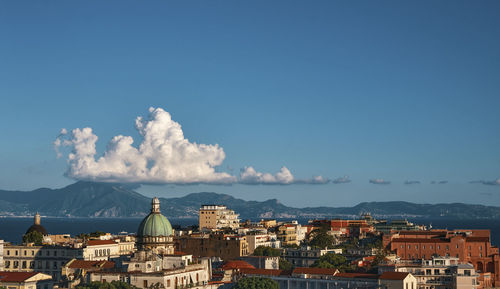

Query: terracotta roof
left=87, top=240, right=117, bottom=246
left=391, top=238, right=449, bottom=243
left=240, top=268, right=284, bottom=276
left=379, top=272, right=410, bottom=280
left=336, top=273, right=378, bottom=279
left=293, top=267, right=338, bottom=275
left=0, top=272, right=39, bottom=282
left=67, top=260, right=115, bottom=269
left=221, top=260, right=256, bottom=270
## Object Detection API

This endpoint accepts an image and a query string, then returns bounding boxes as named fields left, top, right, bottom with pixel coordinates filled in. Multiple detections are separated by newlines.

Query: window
left=434, top=269, right=439, bottom=275
left=144, top=280, right=148, bottom=288
left=24, top=250, right=27, bottom=256
left=5, top=261, right=10, bottom=268
left=6, top=250, right=9, bottom=256
left=22, top=261, right=27, bottom=268
left=15, top=250, right=18, bottom=256
left=31, top=250, right=35, bottom=256
left=167, top=280, right=171, bottom=287
left=416, top=245, right=418, bottom=249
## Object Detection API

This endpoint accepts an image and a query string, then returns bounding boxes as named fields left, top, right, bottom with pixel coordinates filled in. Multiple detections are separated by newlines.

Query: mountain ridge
left=1, top=182, right=500, bottom=220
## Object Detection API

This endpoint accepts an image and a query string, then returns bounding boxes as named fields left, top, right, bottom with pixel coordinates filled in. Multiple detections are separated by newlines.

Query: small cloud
left=295, top=175, right=330, bottom=185
left=470, top=178, right=500, bottom=186
left=431, top=180, right=448, bottom=184
left=404, top=180, right=420, bottom=185
left=369, top=178, right=391, bottom=185
left=239, top=166, right=294, bottom=185
left=332, top=176, right=351, bottom=184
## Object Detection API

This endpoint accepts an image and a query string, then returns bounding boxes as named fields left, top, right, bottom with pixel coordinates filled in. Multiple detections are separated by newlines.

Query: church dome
left=137, top=198, right=173, bottom=238
left=26, top=213, right=48, bottom=236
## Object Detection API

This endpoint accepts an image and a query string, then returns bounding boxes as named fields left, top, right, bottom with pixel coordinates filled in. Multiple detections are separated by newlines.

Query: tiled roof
left=336, top=273, right=378, bottom=279
left=221, top=260, right=256, bottom=270
left=391, top=238, right=449, bottom=243
left=87, top=240, right=117, bottom=246
left=379, top=272, right=410, bottom=280
left=0, top=272, right=39, bottom=282
left=292, top=267, right=338, bottom=275
left=67, top=260, right=115, bottom=269
left=240, top=268, right=284, bottom=276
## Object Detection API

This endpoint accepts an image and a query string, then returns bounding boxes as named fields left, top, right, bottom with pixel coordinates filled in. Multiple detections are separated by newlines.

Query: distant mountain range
left=1, top=181, right=500, bottom=220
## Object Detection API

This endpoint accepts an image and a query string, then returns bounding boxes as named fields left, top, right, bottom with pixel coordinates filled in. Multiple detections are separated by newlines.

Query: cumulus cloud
left=470, top=178, right=500, bottom=186
left=332, top=176, right=351, bottom=184
left=404, top=180, right=420, bottom=185
left=55, top=107, right=236, bottom=184
left=55, top=107, right=328, bottom=186
left=369, top=178, right=391, bottom=185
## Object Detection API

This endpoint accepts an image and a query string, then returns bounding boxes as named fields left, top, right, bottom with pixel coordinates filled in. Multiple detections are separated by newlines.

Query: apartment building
left=199, top=205, right=240, bottom=231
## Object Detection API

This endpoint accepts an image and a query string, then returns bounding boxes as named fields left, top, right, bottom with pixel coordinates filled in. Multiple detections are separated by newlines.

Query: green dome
left=137, top=213, right=173, bottom=237
left=137, top=197, right=173, bottom=237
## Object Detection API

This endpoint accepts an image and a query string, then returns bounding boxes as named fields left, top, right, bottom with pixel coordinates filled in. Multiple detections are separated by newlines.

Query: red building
left=387, top=230, right=500, bottom=286
left=310, top=219, right=374, bottom=237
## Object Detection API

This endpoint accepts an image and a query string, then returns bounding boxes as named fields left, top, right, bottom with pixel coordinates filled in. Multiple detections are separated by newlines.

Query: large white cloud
left=55, top=107, right=236, bottom=184
left=55, top=107, right=329, bottom=185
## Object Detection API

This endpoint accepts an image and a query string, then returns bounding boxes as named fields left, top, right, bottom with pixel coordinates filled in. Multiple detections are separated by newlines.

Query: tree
left=279, top=258, right=292, bottom=270
left=22, top=231, right=43, bottom=245
left=312, top=253, right=351, bottom=272
left=253, top=246, right=281, bottom=257
left=234, top=277, right=278, bottom=289
left=309, top=231, right=336, bottom=249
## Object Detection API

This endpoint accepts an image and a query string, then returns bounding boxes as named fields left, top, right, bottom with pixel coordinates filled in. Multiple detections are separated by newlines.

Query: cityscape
left=1, top=1, right=500, bottom=289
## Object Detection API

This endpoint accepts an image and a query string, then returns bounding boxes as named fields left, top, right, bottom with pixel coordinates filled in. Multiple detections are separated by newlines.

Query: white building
left=246, top=233, right=280, bottom=254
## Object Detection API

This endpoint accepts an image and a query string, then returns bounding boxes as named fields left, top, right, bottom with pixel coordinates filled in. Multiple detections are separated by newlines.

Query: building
left=281, top=246, right=342, bottom=267
left=380, top=256, right=480, bottom=289
left=136, top=197, right=175, bottom=254
left=0, top=240, right=4, bottom=271
left=0, top=271, right=52, bottom=289
left=277, top=224, right=298, bottom=246
left=239, top=267, right=417, bottom=289
left=82, top=240, right=121, bottom=261
left=239, top=256, right=280, bottom=270
left=61, top=259, right=115, bottom=288
left=245, top=233, right=280, bottom=254
left=175, top=234, right=249, bottom=261
left=25, top=213, right=48, bottom=237
left=85, top=198, right=212, bottom=289
left=374, top=219, right=425, bottom=235
left=2, top=244, right=82, bottom=285
left=387, top=230, right=500, bottom=286
left=199, top=205, right=239, bottom=231
left=310, top=219, right=374, bottom=238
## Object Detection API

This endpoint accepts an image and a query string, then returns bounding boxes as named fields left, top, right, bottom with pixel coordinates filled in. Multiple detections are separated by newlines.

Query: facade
left=240, top=256, right=280, bottom=270
left=387, top=230, right=500, bottom=286
left=175, top=234, right=249, bottom=261
left=374, top=219, right=425, bottom=235
left=3, top=244, right=82, bottom=285
left=0, top=271, right=52, bottom=289
left=199, top=205, right=240, bottom=231
left=277, top=224, right=299, bottom=246
left=1, top=240, right=4, bottom=271
left=281, top=246, right=342, bottom=267
left=136, top=197, right=174, bottom=254
left=380, top=257, right=480, bottom=289
left=82, top=240, right=121, bottom=261
left=310, top=219, right=374, bottom=238
left=245, top=233, right=280, bottom=254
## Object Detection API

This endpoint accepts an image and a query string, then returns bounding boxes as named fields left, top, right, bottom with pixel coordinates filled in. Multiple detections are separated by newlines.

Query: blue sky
left=0, top=0, right=499, bottom=207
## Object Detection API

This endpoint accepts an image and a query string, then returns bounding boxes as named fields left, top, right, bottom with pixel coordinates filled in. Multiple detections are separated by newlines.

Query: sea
left=1, top=217, right=500, bottom=246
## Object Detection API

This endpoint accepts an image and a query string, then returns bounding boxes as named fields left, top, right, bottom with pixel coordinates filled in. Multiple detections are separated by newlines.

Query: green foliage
left=234, top=277, right=278, bottom=289
left=312, top=253, right=352, bottom=272
left=279, top=258, right=292, bottom=270
left=77, top=231, right=106, bottom=240
left=22, top=230, right=43, bottom=245
left=282, top=243, right=300, bottom=249
left=253, top=246, right=281, bottom=257
left=76, top=281, right=140, bottom=289
left=309, top=231, right=336, bottom=249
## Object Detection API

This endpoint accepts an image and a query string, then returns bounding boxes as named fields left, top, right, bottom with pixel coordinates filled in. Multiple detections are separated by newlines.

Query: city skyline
left=1, top=0, right=500, bottom=207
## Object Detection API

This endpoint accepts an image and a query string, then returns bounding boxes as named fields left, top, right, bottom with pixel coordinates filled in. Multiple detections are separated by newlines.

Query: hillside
left=1, top=182, right=500, bottom=219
